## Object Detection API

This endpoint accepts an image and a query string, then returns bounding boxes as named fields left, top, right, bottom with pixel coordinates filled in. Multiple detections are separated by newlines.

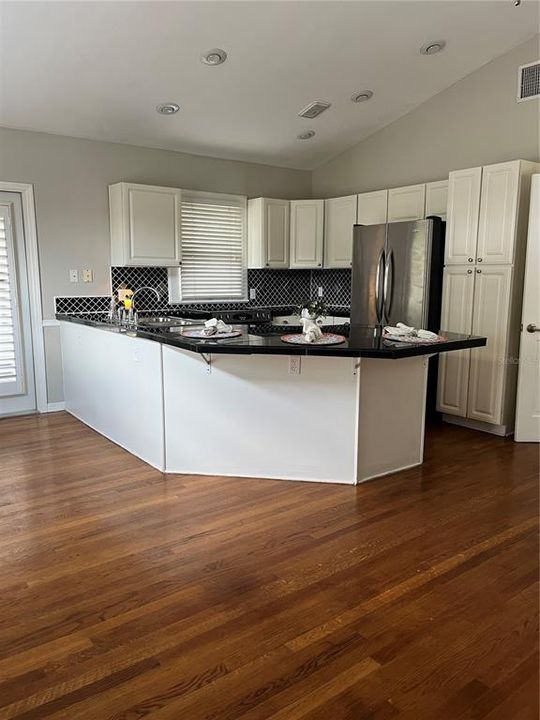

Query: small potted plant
left=296, top=299, right=328, bottom=325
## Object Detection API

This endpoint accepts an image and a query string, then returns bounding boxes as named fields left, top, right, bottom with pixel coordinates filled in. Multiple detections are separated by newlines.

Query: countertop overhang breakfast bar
left=57, top=314, right=486, bottom=484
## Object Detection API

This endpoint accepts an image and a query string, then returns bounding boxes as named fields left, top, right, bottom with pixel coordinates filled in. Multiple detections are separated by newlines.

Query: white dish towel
left=384, top=322, right=439, bottom=341
left=302, top=318, right=323, bottom=343
left=202, top=318, right=233, bottom=336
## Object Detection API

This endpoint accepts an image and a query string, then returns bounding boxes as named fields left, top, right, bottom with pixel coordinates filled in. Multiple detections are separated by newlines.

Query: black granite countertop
left=56, top=313, right=487, bottom=359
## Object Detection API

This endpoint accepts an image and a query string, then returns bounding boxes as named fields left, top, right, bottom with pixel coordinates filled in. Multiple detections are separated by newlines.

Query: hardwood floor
left=0, top=411, right=538, bottom=720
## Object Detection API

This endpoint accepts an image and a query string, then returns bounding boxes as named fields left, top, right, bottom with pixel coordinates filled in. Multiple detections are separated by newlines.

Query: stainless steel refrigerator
left=351, top=217, right=445, bottom=330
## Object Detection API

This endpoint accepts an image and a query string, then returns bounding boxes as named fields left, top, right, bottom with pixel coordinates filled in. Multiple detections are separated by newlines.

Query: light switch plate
left=249, top=288, right=256, bottom=300
left=317, top=286, right=323, bottom=298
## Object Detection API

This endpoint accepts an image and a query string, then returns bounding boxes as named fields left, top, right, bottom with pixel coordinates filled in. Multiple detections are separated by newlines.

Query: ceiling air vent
left=298, top=101, right=331, bottom=119
left=517, top=61, right=540, bottom=102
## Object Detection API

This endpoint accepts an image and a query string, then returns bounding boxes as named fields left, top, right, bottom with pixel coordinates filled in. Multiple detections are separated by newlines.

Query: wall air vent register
left=517, top=61, right=540, bottom=102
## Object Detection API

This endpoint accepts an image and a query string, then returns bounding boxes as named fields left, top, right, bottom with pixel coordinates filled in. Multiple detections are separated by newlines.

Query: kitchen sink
left=137, top=316, right=203, bottom=328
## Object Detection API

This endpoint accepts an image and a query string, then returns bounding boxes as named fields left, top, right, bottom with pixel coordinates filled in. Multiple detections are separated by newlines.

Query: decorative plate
left=182, top=330, right=242, bottom=339
left=280, top=333, right=346, bottom=346
left=382, top=332, right=447, bottom=344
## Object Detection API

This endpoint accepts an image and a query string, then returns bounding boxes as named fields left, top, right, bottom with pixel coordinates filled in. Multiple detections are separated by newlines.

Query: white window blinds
left=0, top=206, right=24, bottom=397
left=176, top=192, right=247, bottom=302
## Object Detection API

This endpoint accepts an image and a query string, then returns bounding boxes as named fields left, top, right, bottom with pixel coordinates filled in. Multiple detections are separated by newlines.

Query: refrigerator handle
left=375, top=249, right=385, bottom=324
left=383, top=249, right=394, bottom=324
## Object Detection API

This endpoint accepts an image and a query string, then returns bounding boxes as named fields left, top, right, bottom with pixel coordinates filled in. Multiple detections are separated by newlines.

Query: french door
left=0, top=191, right=36, bottom=416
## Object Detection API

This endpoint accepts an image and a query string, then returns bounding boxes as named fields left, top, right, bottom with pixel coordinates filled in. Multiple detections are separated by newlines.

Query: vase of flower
left=297, top=299, right=328, bottom=325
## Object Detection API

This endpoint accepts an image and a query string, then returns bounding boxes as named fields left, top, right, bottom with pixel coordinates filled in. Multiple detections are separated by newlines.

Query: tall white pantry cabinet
left=437, top=160, right=539, bottom=435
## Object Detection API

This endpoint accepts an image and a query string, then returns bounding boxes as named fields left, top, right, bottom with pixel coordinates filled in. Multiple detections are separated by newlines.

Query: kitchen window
left=169, top=191, right=247, bottom=303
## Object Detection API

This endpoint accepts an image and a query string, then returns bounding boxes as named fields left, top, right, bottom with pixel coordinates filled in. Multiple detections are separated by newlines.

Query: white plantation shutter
left=177, top=192, right=247, bottom=302
left=0, top=205, right=25, bottom=397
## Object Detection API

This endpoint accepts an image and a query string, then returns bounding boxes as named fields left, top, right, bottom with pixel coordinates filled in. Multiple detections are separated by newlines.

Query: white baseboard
left=46, top=402, right=65, bottom=413
left=442, top=414, right=511, bottom=437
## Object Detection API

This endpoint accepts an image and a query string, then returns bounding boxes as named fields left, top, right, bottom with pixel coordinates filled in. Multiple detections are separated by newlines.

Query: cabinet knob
left=467, top=269, right=472, bottom=274
left=477, top=257, right=483, bottom=262
left=265, top=263, right=269, bottom=267
left=476, top=269, right=482, bottom=274
left=318, top=263, right=322, bottom=267
left=468, top=258, right=474, bottom=263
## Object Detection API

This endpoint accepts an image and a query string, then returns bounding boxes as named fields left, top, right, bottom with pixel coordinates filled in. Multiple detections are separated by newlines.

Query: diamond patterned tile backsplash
left=55, top=267, right=352, bottom=315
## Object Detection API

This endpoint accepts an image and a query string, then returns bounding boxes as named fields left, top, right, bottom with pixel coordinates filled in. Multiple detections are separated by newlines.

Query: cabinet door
left=357, top=190, right=388, bottom=225
left=436, top=266, right=475, bottom=416
left=324, top=195, right=357, bottom=268
left=290, top=200, right=324, bottom=268
left=445, top=167, right=482, bottom=265
left=477, top=161, right=520, bottom=264
left=387, top=184, right=426, bottom=222
left=265, top=199, right=290, bottom=268
left=467, top=265, right=512, bottom=425
left=425, top=180, right=448, bottom=219
left=128, top=185, right=181, bottom=265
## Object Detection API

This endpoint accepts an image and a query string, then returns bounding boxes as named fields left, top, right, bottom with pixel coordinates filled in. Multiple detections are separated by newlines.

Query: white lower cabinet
left=289, top=199, right=324, bottom=268
left=324, top=195, right=357, bottom=268
left=436, top=266, right=475, bottom=416
left=467, top=265, right=512, bottom=424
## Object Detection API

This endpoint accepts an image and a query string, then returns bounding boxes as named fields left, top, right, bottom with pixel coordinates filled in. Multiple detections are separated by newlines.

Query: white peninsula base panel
left=60, top=322, right=428, bottom=485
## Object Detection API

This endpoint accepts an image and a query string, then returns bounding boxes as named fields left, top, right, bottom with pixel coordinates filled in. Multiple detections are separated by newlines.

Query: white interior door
left=515, top=175, right=540, bottom=441
left=0, top=192, right=36, bottom=416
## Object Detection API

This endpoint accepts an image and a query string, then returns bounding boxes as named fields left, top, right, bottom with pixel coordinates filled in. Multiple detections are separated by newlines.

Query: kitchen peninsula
left=58, top=315, right=486, bottom=484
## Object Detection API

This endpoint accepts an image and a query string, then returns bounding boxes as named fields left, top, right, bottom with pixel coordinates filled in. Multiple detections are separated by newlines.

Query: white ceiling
left=0, top=1, right=537, bottom=170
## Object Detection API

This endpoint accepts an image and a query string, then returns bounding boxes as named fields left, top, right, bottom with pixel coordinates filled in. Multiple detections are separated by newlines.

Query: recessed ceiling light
left=351, top=90, right=374, bottom=103
left=201, top=48, right=228, bottom=66
left=156, top=103, right=180, bottom=115
left=420, top=40, right=446, bottom=56
left=297, top=130, right=315, bottom=140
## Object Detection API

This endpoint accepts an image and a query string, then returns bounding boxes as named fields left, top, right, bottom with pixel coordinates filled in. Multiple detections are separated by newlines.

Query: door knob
left=526, top=323, right=540, bottom=333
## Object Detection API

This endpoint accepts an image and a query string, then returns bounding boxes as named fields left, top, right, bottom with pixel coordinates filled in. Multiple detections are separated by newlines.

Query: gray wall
left=0, top=128, right=311, bottom=403
left=312, top=36, right=540, bottom=197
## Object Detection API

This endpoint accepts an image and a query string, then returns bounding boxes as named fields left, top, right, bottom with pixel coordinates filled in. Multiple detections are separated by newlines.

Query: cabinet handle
left=468, top=258, right=474, bottom=263
left=476, top=269, right=482, bottom=274
left=467, top=269, right=472, bottom=274
left=477, top=257, right=483, bottom=262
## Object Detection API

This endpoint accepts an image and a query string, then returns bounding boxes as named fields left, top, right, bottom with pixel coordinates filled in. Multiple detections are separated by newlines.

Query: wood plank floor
left=0, top=411, right=538, bottom=720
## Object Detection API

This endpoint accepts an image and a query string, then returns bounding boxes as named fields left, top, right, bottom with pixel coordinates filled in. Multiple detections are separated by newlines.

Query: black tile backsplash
left=55, top=266, right=352, bottom=316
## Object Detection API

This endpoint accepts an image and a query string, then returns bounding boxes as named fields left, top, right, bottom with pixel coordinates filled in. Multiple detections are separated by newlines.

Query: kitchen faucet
left=131, top=286, right=161, bottom=310
left=124, top=286, right=161, bottom=327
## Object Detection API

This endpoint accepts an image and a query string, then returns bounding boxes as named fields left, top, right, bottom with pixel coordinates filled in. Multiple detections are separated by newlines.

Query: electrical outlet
left=317, top=286, right=324, bottom=298
left=289, top=356, right=301, bottom=375
left=69, top=269, right=79, bottom=283
left=249, top=287, right=257, bottom=300
left=82, top=269, right=93, bottom=283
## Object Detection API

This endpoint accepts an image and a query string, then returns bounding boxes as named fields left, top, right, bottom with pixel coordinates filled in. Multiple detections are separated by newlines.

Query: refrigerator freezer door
left=351, top=224, right=387, bottom=326
left=384, top=220, right=432, bottom=328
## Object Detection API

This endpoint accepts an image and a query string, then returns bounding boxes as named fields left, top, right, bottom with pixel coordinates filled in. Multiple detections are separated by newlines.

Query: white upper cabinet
left=387, top=184, right=426, bottom=222
left=290, top=200, right=324, bottom=268
left=425, top=180, right=449, bottom=219
left=467, top=265, right=512, bottom=425
left=109, top=183, right=181, bottom=266
left=324, top=195, right=358, bottom=268
left=247, top=198, right=290, bottom=268
left=357, top=190, right=388, bottom=225
left=445, top=167, right=482, bottom=265
left=476, top=161, right=520, bottom=264
left=436, top=265, right=475, bottom=417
